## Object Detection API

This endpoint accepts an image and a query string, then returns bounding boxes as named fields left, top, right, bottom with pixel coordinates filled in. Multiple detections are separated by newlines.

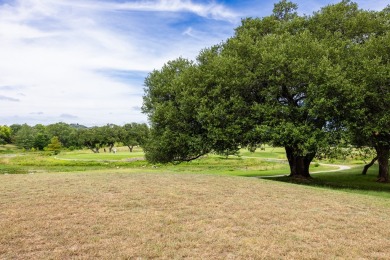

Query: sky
left=0, top=0, right=388, bottom=126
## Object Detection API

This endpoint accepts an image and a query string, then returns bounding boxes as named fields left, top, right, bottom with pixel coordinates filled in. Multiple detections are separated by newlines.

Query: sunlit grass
left=1, top=147, right=296, bottom=177
left=57, top=146, right=144, bottom=159
left=1, top=146, right=390, bottom=258
left=0, top=144, right=19, bottom=154
left=156, top=155, right=337, bottom=177
left=1, top=171, right=389, bottom=259
left=0, top=151, right=147, bottom=174
left=57, top=151, right=144, bottom=160
left=0, top=146, right=386, bottom=199
left=240, top=146, right=287, bottom=159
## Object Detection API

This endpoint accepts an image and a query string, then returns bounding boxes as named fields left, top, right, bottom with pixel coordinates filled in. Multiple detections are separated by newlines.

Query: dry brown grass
left=1, top=170, right=390, bottom=259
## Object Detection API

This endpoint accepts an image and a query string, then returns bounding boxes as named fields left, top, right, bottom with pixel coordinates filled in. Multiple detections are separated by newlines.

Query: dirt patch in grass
left=1, top=171, right=389, bottom=259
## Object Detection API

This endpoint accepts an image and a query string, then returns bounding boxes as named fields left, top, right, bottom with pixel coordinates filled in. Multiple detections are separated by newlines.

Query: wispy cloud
left=29, top=112, right=44, bottom=115
left=112, top=0, right=239, bottom=22
left=60, top=114, right=79, bottom=119
left=0, top=85, right=23, bottom=91
left=132, top=106, right=142, bottom=111
left=53, top=0, right=239, bottom=22
left=0, top=95, right=20, bottom=102
left=0, top=0, right=238, bottom=126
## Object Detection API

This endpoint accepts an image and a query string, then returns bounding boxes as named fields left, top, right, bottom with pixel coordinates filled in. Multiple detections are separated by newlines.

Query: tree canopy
left=8, top=122, right=149, bottom=155
left=142, top=1, right=390, bottom=181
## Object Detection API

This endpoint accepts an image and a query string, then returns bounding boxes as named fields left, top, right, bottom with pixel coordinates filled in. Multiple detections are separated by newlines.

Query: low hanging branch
left=362, top=156, right=378, bottom=175
left=172, top=153, right=209, bottom=165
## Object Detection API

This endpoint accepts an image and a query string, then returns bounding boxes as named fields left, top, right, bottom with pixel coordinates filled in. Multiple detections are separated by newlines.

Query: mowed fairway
left=1, top=171, right=390, bottom=259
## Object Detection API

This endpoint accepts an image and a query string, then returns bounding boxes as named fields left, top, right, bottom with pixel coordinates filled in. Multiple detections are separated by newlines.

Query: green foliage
left=143, top=58, right=210, bottom=163
left=142, top=2, right=349, bottom=176
left=100, top=124, right=122, bottom=151
left=46, top=122, right=79, bottom=148
left=0, top=125, right=12, bottom=144
left=141, top=0, right=390, bottom=181
left=14, top=124, right=36, bottom=150
left=33, top=133, right=49, bottom=150
left=121, top=123, right=149, bottom=152
left=78, top=127, right=105, bottom=153
left=46, top=136, right=62, bottom=155
left=9, top=124, right=22, bottom=142
left=272, top=0, right=298, bottom=21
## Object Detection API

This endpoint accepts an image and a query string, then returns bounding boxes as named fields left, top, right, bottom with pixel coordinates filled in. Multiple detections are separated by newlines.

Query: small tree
left=0, top=125, right=12, bottom=144
left=14, top=124, right=36, bottom=150
left=121, top=123, right=149, bottom=152
left=78, top=127, right=105, bottom=153
left=46, top=136, right=62, bottom=155
left=101, top=124, right=122, bottom=152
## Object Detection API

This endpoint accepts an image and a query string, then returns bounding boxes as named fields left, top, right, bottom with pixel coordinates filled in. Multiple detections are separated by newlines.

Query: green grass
left=0, top=151, right=147, bottom=174
left=156, top=156, right=290, bottom=177
left=0, top=144, right=19, bottom=154
left=240, top=146, right=287, bottom=159
left=57, top=151, right=144, bottom=160
left=0, top=148, right=297, bottom=177
left=154, top=155, right=337, bottom=177
left=56, top=146, right=145, bottom=160
left=1, top=146, right=388, bottom=198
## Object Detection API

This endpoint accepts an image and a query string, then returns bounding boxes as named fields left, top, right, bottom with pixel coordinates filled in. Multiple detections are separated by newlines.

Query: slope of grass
left=1, top=147, right=387, bottom=198
left=240, top=146, right=286, bottom=159
left=0, top=144, right=19, bottom=154
left=57, top=147, right=144, bottom=160
left=0, top=149, right=336, bottom=177
left=156, top=155, right=336, bottom=177
left=0, top=152, right=147, bottom=174
left=1, top=171, right=389, bottom=259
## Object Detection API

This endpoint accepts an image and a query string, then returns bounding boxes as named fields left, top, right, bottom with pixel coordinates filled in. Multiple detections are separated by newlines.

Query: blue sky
left=0, top=0, right=388, bottom=126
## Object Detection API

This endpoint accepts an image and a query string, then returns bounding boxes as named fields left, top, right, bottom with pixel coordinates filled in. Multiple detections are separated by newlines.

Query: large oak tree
left=142, top=1, right=389, bottom=180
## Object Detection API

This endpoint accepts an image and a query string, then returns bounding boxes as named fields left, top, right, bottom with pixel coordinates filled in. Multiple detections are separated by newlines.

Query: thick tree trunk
left=285, top=146, right=314, bottom=178
left=109, top=144, right=114, bottom=153
left=375, top=146, right=389, bottom=183
left=362, top=156, right=378, bottom=175
left=128, top=145, right=134, bottom=152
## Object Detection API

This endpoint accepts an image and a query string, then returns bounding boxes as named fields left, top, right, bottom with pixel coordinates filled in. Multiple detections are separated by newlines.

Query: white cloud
left=0, top=95, right=20, bottom=102
left=0, top=0, right=238, bottom=126
left=112, top=0, right=239, bottom=22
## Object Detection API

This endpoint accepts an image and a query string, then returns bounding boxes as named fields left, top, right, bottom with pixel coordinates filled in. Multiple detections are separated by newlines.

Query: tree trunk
left=89, top=147, right=99, bottom=153
left=109, top=144, right=114, bottom=153
left=362, top=156, right=378, bottom=175
left=285, top=146, right=314, bottom=178
left=128, top=145, right=134, bottom=152
left=375, top=146, right=389, bottom=183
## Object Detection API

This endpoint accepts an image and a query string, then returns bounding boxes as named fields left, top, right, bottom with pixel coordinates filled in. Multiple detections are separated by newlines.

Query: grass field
left=1, top=171, right=389, bottom=259
left=0, top=145, right=336, bottom=177
left=1, top=145, right=389, bottom=258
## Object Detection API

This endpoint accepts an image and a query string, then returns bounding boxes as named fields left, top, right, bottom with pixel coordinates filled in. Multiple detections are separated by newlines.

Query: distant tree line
left=142, top=1, right=390, bottom=182
left=0, top=122, right=149, bottom=153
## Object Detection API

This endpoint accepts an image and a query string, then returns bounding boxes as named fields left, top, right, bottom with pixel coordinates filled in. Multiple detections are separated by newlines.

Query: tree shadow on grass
left=260, top=166, right=390, bottom=197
